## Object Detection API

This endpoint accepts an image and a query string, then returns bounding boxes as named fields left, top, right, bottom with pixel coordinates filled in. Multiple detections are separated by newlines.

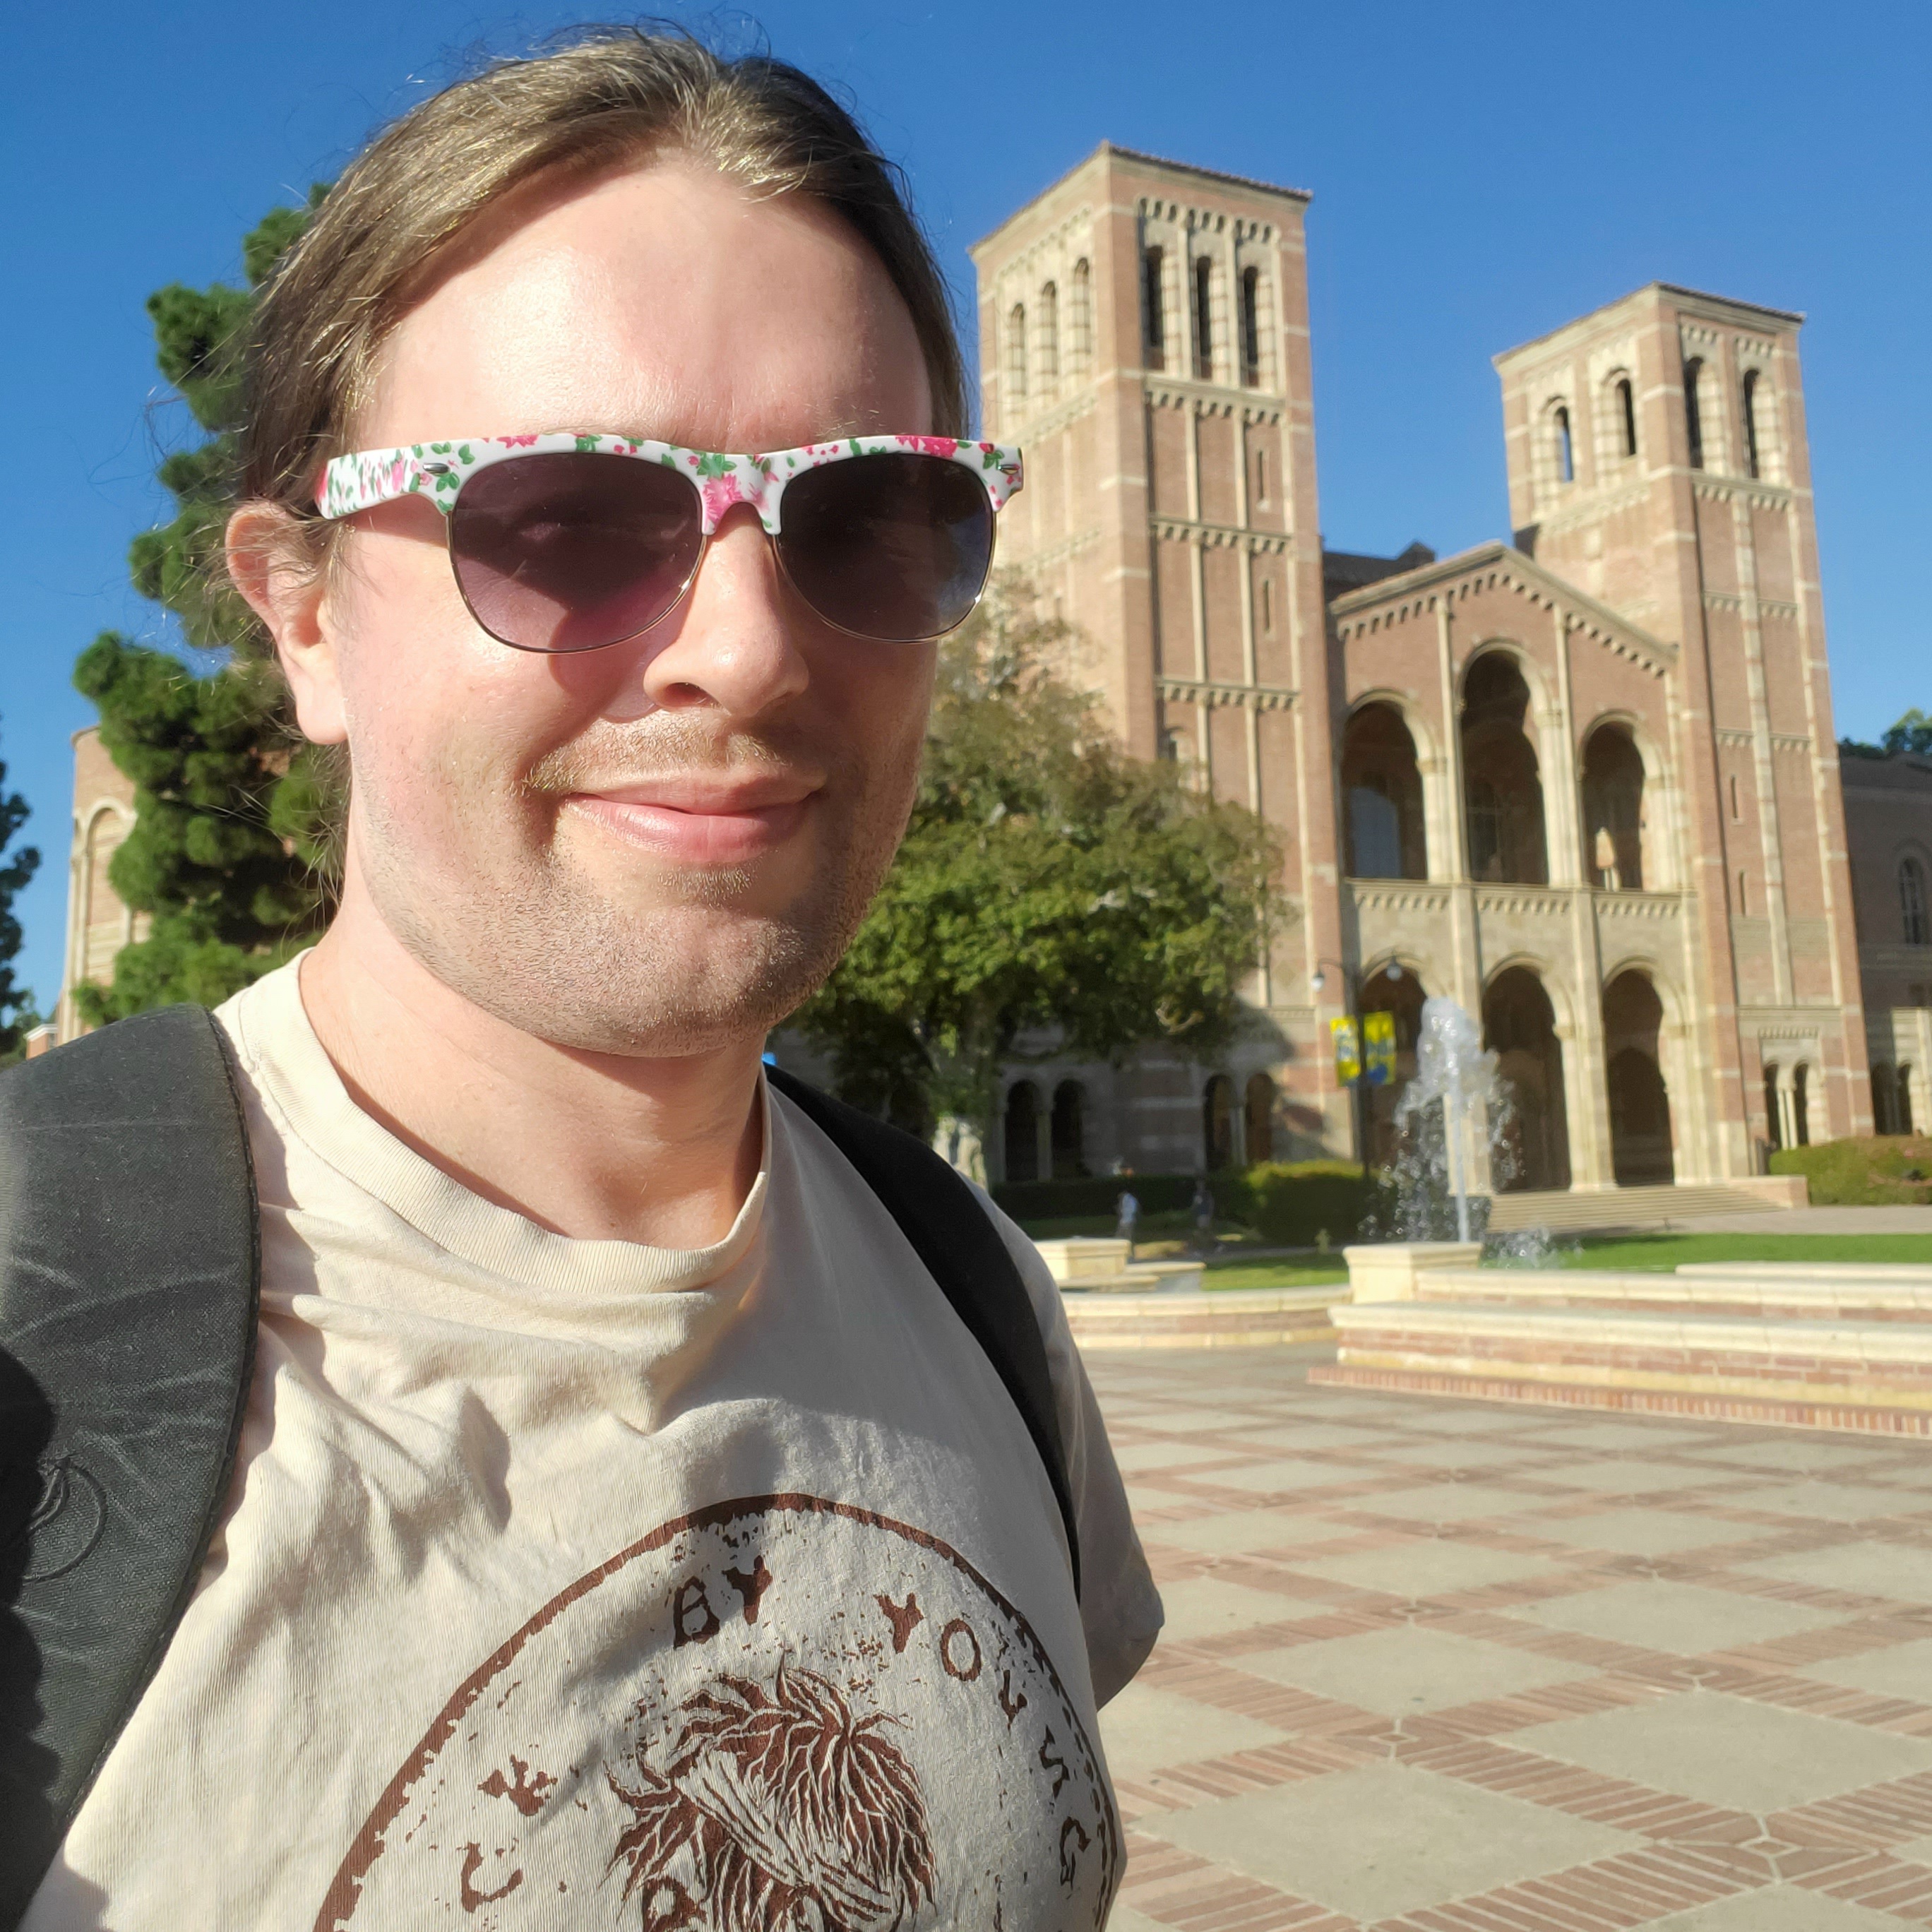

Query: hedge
left=994, top=1162, right=1389, bottom=1246
left=1770, top=1135, right=1932, bottom=1205
left=1232, top=1162, right=1390, bottom=1247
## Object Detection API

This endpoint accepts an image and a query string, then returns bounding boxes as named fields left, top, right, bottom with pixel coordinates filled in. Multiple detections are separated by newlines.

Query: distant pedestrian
left=1191, top=1176, right=1215, bottom=1252
left=1115, top=1188, right=1140, bottom=1258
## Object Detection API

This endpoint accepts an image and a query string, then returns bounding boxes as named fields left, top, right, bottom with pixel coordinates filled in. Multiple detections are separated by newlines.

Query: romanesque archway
left=1358, top=963, right=1426, bottom=1171
left=1603, top=970, right=1674, bottom=1184
left=1462, top=653, right=1548, bottom=884
left=1203, top=1074, right=1236, bottom=1170
left=1582, top=724, right=1646, bottom=891
left=1244, top=1073, right=1276, bottom=1164
left=1051, top=1080, right=1086, bottom=1179
left=1004, top=1081, right=1041, bottom=1184
left=1340, top=702, right=1427, bottom=879
left=1484, top=965, right=1570, bottom=1191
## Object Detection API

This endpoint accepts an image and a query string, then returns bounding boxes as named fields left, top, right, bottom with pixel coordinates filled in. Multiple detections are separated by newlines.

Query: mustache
left=521, top=715, right=825, bottom=797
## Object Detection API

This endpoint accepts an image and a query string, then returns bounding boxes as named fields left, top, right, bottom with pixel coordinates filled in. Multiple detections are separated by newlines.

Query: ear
left=226, top=502, right=348, bottom=745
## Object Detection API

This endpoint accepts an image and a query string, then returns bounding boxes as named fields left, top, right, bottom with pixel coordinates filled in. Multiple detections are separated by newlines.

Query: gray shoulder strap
left=0, top=1006, right=259, bottom=1924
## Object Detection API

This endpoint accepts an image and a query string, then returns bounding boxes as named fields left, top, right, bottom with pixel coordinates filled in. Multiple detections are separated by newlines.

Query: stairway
left=1485, top=1181, right=1796, bottom=1234
left=1062, top=1285, right=1341, bottom=1351
left=1313, top=1251, right=1932, bottom=1436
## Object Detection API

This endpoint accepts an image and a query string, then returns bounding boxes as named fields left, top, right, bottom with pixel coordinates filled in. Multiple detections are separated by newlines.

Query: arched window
left=1763, top=1063, right=1782, bottom=1151
left=1554, top=405, right=1575, bottom=483
left=1193, top=258, right=1214, bottom=380
left=1582, top=724, right=1645, bottom=890
left=1793, top=1063, right=1812, bottom=1147
left=1203, top=1074, right=1236, bottom=1170
left=1070, top=259, right=1092, bottom=372
left=1254, top=444, right=1270, bottom=503
left=1341, top=702, right=1428, bottom=880
left=1742, top=369, right=1762, bottom=479
left=1684, top=357, right=1706, bottom=470
left=1729, top=773, right=1741, bottom=821
left=1239, top=266, right=1261, bottom=386
left=1050, top=1080, right=1085, bottom=1179
left=1006, top=304, right=1027, bottom=408
left=1142, top=246, right=1165, bottom=370
left=1244, top=1073, right=1275, bottom=1163
left=1003, top=1080, right=1040, bottom=1183
left=1736, top=869, right=1749, bottom=917
left=1618, top=376, right=1638, bottom=458
left=1037, top=282, right=1059, bottom=390
left=1461, top=654, right=1548, bottom=884
left=1258, top=578, right=1274, bottom=634
left=1902, top=857, right=1928, bottom=945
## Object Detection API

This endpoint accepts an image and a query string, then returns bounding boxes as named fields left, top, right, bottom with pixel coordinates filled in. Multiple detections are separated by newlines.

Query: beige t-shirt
left=27, top=960, right=1160, bottom=1930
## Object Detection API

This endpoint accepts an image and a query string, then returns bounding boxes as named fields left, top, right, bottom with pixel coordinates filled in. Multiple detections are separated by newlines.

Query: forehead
left=359, top=156, right=931, bottom=453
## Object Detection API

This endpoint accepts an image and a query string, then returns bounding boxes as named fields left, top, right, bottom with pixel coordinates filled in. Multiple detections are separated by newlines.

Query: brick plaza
left=1097, top=1344, right=1932, bottom=1930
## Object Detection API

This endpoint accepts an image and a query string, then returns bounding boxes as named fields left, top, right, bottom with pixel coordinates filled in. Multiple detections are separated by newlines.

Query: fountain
left=1386, top=996, right=1503, bottom=1244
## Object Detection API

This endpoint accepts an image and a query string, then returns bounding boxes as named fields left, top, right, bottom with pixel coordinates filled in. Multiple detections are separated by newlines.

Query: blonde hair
left=239, top=25, right=967, bottom=520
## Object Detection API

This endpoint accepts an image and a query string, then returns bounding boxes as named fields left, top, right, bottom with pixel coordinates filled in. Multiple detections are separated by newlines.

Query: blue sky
left=1, top=1, right=1924, bottom=1011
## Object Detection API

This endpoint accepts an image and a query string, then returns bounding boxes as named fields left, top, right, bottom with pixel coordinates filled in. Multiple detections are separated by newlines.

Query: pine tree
left=0, top=722, right=41, bottom=1056
left=76, top=189, right=335, bottom=1025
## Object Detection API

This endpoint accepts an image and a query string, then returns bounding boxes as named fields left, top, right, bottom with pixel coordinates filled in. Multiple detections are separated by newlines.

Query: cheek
left=823, top=644, right=935, bottom=789
left=330, top=538, right=599, bottom=818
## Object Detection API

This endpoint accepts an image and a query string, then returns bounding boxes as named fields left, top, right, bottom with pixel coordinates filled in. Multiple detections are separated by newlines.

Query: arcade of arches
left=1462, top=655, right=1549, bottom=886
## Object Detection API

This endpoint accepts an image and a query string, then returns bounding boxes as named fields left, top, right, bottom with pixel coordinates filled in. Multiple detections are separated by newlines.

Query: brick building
left=52, top=141, right=1932, bottom=1198
left=971, top=142, right=1922, bottom=1191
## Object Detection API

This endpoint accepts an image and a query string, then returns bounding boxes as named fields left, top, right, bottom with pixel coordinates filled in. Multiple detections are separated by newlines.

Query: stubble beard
left=354, top=718, right=916, bottom=1059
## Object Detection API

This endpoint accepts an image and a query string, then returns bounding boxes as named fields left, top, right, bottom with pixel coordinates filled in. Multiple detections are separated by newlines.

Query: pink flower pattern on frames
left=315, top=433, right=1023, bottom=529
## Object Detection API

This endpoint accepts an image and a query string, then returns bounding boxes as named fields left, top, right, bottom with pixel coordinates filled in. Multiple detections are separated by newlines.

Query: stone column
left=1437, top=600, right=1480, bottom=1017
left=1558, top=612, right=1615, bottom=1190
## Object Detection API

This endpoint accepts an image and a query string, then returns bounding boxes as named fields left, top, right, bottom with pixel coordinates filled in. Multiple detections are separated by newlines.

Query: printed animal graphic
left=607, top=1664, right=936, bottom=1931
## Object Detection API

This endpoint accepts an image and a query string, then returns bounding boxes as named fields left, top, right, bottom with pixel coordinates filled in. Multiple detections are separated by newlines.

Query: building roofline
left=972, top=141, right=1309, bottom=255
left=1493, top=281, right=1806, bottom=366
left=1328, top=539, right=1678, bottom=666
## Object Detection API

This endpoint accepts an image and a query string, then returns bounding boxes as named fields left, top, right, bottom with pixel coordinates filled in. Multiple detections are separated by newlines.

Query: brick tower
left=1493, top=287, right=1868, bottom=1167
left=970, top=145, right=1348, bottom=1163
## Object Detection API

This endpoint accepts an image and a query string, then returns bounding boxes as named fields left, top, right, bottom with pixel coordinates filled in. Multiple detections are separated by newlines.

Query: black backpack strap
left=764, top=1066, right=1079, bottom=1597
left=0, top=1006, right=258, bottom=1923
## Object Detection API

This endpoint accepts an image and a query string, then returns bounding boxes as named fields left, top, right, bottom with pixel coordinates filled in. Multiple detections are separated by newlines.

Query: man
left=19, top=29, right=1158, bottom=1928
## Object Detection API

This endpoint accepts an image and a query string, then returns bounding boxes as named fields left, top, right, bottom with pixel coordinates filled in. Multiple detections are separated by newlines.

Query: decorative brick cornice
left=1155, top=676, right=1296, bottom=712
left=1148, top=516, right=1290, bottom=555
left=1330, top=542, right=1677, bottom=679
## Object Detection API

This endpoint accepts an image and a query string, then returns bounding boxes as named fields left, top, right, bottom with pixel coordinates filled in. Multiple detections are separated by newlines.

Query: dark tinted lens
left=450, top=452, right=701, bottom=651
left=775, top=453, right=994, bottom=643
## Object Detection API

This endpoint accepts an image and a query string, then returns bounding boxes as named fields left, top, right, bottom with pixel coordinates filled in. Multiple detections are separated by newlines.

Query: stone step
left=1313, top=1299, right=1932, bottom=1435
left=1485, top=1182, right=1795, bottom=1233
left=1409, top=1266, right=1932, bottom=1322
left=1061, top=1285, right=1341, bottom=1350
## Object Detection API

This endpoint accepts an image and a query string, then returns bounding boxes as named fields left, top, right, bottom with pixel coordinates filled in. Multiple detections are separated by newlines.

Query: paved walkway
left=1092, top=1344, right=1932, bottom=1931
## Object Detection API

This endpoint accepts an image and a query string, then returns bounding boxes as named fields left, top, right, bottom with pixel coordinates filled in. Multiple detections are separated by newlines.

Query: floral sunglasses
left=316, top=432, right=1024, bottom=652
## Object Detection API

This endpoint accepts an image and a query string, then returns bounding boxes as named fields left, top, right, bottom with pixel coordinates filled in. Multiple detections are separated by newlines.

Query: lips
left=561, top=775, right=818, bottom=865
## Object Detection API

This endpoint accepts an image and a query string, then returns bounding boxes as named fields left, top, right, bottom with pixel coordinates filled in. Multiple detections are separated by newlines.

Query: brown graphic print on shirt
left=318, top=1495, right=1117, bottom=1931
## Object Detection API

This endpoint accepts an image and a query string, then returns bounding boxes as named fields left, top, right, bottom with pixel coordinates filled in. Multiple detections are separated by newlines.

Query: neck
left=297, top=889, right=765, bottom=1249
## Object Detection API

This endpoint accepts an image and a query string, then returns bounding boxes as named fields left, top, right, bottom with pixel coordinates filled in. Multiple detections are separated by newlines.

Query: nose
left=634, top=503, right=809, bottom=719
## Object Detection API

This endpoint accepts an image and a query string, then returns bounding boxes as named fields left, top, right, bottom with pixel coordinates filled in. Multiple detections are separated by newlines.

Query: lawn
left=1185, top=1229, right=1932, bottom=1292
left=1202, top=1257, right=1350, bottom=1290
left=1556, top=1231, right=1932, bottom=1271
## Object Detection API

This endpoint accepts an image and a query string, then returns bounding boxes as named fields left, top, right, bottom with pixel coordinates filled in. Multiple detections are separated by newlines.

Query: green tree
left=794, top=584, right=1285, bottom=1151
left=0, top=723, right=40, bottom=1056
left=76, top=189, right=335, bottom=1025
left=1841, top=706, right=1932, bottom=763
